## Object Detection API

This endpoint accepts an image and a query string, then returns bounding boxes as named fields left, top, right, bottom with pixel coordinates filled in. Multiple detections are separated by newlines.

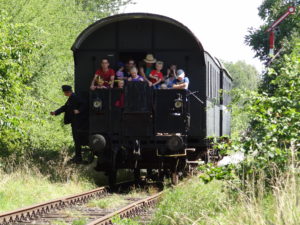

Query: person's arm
left=109, top=69, right=116, bottom=88
left=90, top=74, right=98, bottom=90
left=171, top=68, right=176, bottom=77
left=172, top=83, right=186, bottom=89
left=173, top=78, right=189, bottom=89
left=51, top=104, right=66, bottom=116
left=139, top=67, right=152, bottom=84
left=110, top=75, right=115, bottom=88
left=153, top=78, right=162, bottom=86
left=149, top=74, right=158, bottom=81
left=148, top=71, right=158, bottom=81
left=139, top=67, right=146, bottom=78
left=166, top=68, right=170, bottom=78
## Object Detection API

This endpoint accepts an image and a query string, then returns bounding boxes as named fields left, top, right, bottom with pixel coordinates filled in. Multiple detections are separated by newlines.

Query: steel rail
left=0, top=186, right=109, bottom=225
left=87, top=191, right=163, bottom=225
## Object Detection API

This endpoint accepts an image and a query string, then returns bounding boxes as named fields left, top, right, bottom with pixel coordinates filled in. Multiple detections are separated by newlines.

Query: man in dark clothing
left=50, top=85, right=86, bottom=163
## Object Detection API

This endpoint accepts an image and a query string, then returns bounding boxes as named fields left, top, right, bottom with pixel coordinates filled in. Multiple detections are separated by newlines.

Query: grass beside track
left=0, top=155, right=150, bottom=214
left=0, top=168, right=95, bottom=213
left=0, top=148, right=137, bottom=213
left=149, top=174, right=300, bottom=225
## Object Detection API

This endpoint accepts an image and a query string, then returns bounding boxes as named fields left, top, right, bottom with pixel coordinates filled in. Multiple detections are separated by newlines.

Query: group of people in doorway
left=50, top=54, right=190, bottom=164
left=90, top=54, right=190, bottom=91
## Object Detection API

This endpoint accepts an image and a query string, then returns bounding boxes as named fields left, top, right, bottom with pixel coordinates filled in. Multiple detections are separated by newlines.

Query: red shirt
left=95, top=68, right=115, bottom=87
left=149, top=70, right=163, bottom=84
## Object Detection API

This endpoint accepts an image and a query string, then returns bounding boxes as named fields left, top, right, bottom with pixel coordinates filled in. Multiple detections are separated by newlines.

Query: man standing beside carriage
left=50, top=85, right=87, bottom=164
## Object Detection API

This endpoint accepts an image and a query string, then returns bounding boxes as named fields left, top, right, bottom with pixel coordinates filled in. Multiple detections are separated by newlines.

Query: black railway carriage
left=71, top=13, right=232, bottom=184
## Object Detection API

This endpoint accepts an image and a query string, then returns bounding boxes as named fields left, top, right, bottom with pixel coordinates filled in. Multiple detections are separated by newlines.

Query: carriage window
left=217, top=71, right=219, bottom=99
left=215, top=70, right=219, bottom=100
left=207, top=62, right=210, bottom=97
left=212, top=67, right=216, bottom=98
left=215, top=70, right=217, bottom=99
left=211, top=67, right=213, bottom=98
left=212, top=68, right=216, bottom=98
left=210, top=64, right=213, bottom=98
left=217, top=71, right=219, bottom=100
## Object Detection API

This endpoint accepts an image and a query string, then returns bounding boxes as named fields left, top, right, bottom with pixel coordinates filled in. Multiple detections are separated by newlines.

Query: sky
left=121, top=0, right=265, bottom=72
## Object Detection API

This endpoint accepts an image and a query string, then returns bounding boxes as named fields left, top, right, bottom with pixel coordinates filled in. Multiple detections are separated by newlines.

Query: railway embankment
left=146, top=173, right=300, bottom=225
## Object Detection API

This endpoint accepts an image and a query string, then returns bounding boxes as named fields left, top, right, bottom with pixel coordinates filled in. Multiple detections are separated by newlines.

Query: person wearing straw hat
left=139, top=54, right=156, bottom=86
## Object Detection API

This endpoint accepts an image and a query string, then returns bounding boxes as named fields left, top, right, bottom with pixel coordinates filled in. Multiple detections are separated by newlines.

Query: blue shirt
left=165, top=77, right=176, bottom=88
left=172, top=77, right=189, bottom=89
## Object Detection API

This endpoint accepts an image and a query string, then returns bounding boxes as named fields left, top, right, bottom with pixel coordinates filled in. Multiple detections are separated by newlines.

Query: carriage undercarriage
left=90, top=132, right=206, bottom=185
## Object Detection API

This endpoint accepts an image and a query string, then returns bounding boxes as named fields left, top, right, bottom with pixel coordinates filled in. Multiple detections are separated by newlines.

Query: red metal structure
left=266, top=6, right=296, bottom=56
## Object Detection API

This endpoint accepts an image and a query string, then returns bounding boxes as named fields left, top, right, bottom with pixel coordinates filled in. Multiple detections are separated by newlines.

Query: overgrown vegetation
left=150, top=175, right=300, bottom=225
left=222, top=61, right=259, bottom=137
left=245, top=0, right=300, bottom=62
left=0, top=0, right=132, bottom=212
left=202, top=37, right=300, bottom=187
left=0, top=0, right=132, bottom=160
left=0, top=167, right=95, bottom=212
left=194, top=2, right=300, bottom=224
left=88, top=194, right=127, bottom=209
left=149, top=2, right=300, bottom=224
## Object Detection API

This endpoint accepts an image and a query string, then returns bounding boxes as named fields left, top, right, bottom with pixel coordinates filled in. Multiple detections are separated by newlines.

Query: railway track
left=0, top=181, right=163, bottom=225
left=87, top=192, right=162, bottom=225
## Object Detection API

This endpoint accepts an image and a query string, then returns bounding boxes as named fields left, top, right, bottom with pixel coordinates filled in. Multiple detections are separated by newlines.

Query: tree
left=76, top=0, right=132, bottom=15
left=223, top=61, right=259, bottom=90
left=201, top=40, right=300, bottom=184
left=0, top=0, right=132, bottom=158
left=245, top=0, right=300, bottom=62
left=201, top=1, right=300, bottom=188
left=0, top=9, right=42, bottom=156
left=221, top=61, right=259, bottom=137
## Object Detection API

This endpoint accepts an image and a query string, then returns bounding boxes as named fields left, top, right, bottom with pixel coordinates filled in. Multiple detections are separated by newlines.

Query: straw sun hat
left=144, top=54, right=157, bottom=63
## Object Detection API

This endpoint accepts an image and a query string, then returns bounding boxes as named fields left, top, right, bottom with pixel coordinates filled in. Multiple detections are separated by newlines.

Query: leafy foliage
left=221, top=61, right=259, bottom=137
left=201, top=40, right=300, bottom=185
left=76, top=0, right=132, bottom=15
left=0, top=0, right=132, bottom=159
left=245, top=0, right=300, bottom=62
left=0, top=10, right=42, bottom=155
left=223, top=61, right=259, bottom=90
left=200, top=0, right=300, bottom=187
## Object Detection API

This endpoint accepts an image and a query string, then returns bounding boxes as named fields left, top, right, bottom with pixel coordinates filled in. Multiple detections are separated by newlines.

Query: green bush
left=0, top=10, right=42, bottom=156
left=200, top=39, right=300, bottom=186
left=0, top=0, right=132, bottom=160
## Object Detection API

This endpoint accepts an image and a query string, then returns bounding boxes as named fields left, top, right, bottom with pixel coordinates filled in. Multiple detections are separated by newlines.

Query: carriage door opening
left=118, top=52, right=148, bottom=67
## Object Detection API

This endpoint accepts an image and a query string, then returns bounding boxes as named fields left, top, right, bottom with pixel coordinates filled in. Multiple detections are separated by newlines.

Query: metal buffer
left=266, top=6, right=296, bottom=56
